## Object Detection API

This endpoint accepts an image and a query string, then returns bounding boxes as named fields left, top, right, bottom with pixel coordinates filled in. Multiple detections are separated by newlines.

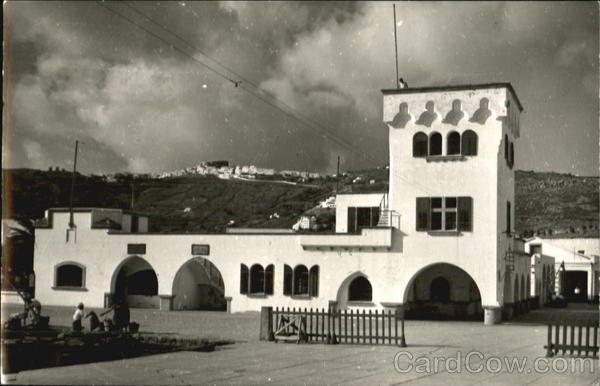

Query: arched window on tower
left=413, top=132, right=428, bottom=157
left=447, top=131, right=461, bottom=155
left=348, top=276, right=373, bottom=301
left=429, top=132, right=442, bottom=156
left=461, top=130, right=478, bottom=156
left=430, top=277, right=450, bottom=302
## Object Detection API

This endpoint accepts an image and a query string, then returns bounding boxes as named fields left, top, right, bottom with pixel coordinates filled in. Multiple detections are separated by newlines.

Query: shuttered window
left=416, top=196, right=472, bottom=232
left=283, top=264, right=292, bottom=295
left=240, top=264, right=249, bottom=294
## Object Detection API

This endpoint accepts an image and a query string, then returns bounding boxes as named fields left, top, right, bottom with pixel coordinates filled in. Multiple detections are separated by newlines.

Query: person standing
left=72, top=302, right=84, bottom=331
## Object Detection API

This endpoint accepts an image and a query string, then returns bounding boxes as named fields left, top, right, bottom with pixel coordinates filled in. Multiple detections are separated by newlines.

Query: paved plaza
left=2, top=304, right=599, bottom=385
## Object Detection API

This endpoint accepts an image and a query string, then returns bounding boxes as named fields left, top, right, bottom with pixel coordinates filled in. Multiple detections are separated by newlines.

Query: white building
left=525, top=237, right=599, bottom=302
left=27, top=83, right=542, bottom=324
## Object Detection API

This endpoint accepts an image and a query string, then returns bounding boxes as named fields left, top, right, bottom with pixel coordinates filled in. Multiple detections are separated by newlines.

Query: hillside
left=514, top=170, right=599, bottom=238
left=2, top=168, right=598, bottom=237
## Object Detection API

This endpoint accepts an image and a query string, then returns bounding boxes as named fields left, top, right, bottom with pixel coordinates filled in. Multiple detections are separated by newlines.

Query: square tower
left=382, top=83, right=523, bottom=324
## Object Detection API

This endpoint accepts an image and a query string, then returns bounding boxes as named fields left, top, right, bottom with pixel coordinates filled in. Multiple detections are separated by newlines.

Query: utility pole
left=393, top=4, right=400, bottom=89
left=336, top=156, right=340, bottom=194
left=68, top=140, right=79, bottom=229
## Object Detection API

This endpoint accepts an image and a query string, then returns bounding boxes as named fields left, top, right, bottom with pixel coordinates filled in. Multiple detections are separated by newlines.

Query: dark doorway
left=563, top=271, right=587, bottom=302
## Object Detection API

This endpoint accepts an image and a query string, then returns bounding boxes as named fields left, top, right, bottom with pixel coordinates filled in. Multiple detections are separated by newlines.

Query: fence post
left=545, top=324, right=553, bottom=357
left=396, top=305, right=406, bottom=347
left=260, top=306, right=273, bottom=341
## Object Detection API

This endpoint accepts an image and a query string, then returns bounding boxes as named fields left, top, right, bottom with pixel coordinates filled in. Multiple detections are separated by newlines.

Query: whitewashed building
left=28, top=83, right=542, bottom=324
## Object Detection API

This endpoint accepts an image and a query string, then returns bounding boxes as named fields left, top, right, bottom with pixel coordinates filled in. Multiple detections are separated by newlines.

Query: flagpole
left=393, top=4, right=400, bottom=89
left=69, top=140, right=79, bottom=229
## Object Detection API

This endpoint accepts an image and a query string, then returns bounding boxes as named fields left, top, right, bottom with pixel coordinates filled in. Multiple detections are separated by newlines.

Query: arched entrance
left=335, top=272, right=375, bottom=309
left=404, top=263, right=482, bottom=321
left=171, top=257, right=226, bottom=311
left=111, top=256, right=159, bottom=309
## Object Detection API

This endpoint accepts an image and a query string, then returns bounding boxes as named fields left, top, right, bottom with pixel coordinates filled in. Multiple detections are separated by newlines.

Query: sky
left=3, top=1, right=598, bottom=176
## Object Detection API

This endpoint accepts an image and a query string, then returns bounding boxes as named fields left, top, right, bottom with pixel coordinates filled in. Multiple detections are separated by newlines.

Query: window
left=461, top=130, right=478, bottom=156
left=240, top=264, right=249, bottom=294
left=241, top=264, right=274, bottom=295
left=429, top=132, right=442, bottom=156
left=283, top=264, right=319, bottom=297
left=510, top=143, right=515, bottom=167
left=506, top=201, right=511, bottom=234
left=416, top=197, right=472, bottom=232
left=265, top=265, right=274, bottom=295
left=348, top=276, right=372, bottom=301
left=530, top=244, right=542, bottom=255
left=504, top=134, right=509, bottom=160
left=577, top=250, right=585, bottom=255
left=413, top=132, right=428, bottom=157
left=293, top=265, right=309, bottom=295
left=250, top=264, right=265, bottom=294
left=430, top=277, right=450, bottom=302
left=447, top=132, right=461, bottom=155
left=131, top=216, right=139, bottom=233
left=347, top=207, right=380, bottom=233
left=55, top=263, right=85, bottom=288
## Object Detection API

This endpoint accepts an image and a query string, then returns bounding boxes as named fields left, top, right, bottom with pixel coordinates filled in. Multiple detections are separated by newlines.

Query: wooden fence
left=545, top=320, right=599, bottom=358
left=260, top=307, right=406, bottom=347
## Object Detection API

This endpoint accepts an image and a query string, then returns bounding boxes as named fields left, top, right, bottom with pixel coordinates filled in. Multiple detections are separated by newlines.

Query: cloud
left=4, top=1, right=598, bottom=177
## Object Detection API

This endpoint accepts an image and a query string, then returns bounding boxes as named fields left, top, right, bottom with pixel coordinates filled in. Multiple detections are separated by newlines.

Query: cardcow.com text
left=394, top=351, right=598, bottom=375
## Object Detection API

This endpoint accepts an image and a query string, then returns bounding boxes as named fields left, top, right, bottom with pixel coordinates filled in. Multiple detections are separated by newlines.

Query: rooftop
left=381, top=82, right=523, bottom=112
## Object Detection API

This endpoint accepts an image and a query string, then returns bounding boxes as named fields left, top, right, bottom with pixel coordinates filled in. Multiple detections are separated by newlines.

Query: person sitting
left=72, top=302, right=85, bottom=332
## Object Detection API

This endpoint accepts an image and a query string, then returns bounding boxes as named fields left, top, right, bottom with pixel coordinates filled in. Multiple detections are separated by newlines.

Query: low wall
left=126, top=294, right=160, bottom=309
left=1, top=291, right=25, bottom=305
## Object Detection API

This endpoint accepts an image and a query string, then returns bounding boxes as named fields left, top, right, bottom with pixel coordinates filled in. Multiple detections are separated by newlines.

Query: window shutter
left=458, top=197, right=473, bottom=231
left=416, top=197, right=430, bottom=231
left=347, top=207, right=356, bottom=233
left=240, top=264, right=248, bottom=294
left=283, top=264, right=292, bottom=296
left=309, top=266, right=319, bottom=297
left=265, top=265, right=274, bottom=295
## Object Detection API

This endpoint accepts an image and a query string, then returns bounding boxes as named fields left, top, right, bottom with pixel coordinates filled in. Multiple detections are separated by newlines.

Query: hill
left=2, top=168, right=598, bottom=237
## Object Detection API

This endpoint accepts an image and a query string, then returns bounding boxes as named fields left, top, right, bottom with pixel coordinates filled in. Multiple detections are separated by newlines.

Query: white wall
left=383, top=86, right=520, bottom=308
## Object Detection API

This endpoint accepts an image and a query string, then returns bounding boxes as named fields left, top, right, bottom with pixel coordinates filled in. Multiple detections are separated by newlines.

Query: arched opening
left=429, top=132, right=442, bottom=156
left=172, top=257, right=226, bottom=311
left=112, top=256, right=159, bottom=309
left=447, top=132, right=461, bottom=155
left=348, top=276, right=372, bottom=302
left=412, top=132, right=428, bottom=157
left=405, top=263, right=482, bottom=321
left=461, top=130, right=478, bottom=156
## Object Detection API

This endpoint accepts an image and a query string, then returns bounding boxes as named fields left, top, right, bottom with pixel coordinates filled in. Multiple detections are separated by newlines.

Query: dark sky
left=3, top=1, right=598, bottom=176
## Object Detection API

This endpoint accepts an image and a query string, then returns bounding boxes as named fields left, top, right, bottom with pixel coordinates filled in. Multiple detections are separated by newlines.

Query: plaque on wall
left=127, top=243, right=146, bottom=255
left=191, top=244, right=210, bottom=255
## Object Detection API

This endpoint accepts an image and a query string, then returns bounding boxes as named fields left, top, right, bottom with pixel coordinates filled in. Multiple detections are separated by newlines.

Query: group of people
left=72, top=297, right=131, bottom=332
